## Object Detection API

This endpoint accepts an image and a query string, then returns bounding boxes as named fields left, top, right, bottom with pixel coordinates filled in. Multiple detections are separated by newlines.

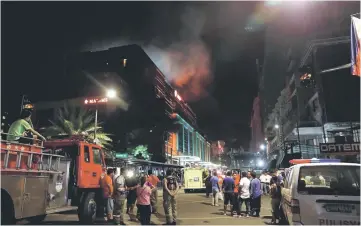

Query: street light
left=274, top=124, right=280, bottom=129
left=260, top=144, right=266, bottom=151
left=106, top=89, right=117, bottom=99
left=85, top=89, right=117, bottom=143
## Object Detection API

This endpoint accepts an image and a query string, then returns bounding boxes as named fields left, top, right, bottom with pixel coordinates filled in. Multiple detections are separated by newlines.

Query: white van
left=281, top=162, right=360, bottom=225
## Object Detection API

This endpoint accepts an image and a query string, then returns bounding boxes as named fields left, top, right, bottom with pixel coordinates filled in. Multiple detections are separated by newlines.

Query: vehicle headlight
left=126, top=170, right=134, bottom=178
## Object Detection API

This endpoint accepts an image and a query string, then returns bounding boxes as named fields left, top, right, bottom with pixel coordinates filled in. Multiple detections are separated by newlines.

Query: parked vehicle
left=281, top=159, right=360, bottom=225
left=1, top=134, right=106, bottom=225
left=183, top=167, right=205, bottom=192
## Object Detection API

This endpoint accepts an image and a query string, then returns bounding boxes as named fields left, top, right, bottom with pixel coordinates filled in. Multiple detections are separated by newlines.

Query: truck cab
left=43, top=136, right=107, bottom=223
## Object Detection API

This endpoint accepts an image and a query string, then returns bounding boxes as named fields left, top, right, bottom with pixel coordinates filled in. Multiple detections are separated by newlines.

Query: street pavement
left=33, top=190, right=274, bottom=225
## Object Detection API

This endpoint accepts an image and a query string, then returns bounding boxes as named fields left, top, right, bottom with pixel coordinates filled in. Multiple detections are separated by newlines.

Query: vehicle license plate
left=323, top=204, right=354, bottom=213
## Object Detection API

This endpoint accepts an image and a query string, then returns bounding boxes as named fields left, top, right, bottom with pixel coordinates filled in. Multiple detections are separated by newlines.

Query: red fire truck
left=1, top=134, right=107, bottom=224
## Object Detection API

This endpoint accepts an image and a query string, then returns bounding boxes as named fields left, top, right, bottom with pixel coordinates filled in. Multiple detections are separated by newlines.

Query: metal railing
left=1, top=148, right=64, bottom=172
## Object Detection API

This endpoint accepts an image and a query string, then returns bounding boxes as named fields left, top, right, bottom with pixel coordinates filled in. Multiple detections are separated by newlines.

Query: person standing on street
left=232, top=172, right=240, bottom=217
left=101, top=168, right=115, bottom=222
left=259, top=171, right=268, bottom=195
left=238, top=171, right=251, bottom=218
left=222, top=171, right=235, bottom=216
left=210, top=171, right=220, bottom=206
left=265, top=172, right=272, bottom=194
left=147, top=169, right=160, bottom=214
left=270, top=175, right=282, bottom=224
left=205, top=171, right=212, bottom=198
left=113, top=168, right=128, bottom=225
left=125, top=174, right=139, bottom=221
left=247, top=171, right=252, bottom=180
left=250, top=171, right=262, bottom=217
left=163, top=169, right=179, bottom=225
left=137, top=176, right=152, bottom=225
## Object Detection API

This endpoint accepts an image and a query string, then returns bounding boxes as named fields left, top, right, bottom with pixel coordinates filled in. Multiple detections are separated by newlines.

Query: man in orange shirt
left=101, top=168, right=114, bottom=221
left=232, top=172, right=241, bottom=217
left=147, top=170, right=160, bottom=214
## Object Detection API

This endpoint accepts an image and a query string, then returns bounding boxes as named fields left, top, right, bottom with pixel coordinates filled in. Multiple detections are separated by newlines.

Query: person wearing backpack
left=163, top=169, right=179, bottom=225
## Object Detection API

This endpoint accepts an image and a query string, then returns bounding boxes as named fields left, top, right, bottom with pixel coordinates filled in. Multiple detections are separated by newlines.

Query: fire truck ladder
left=2, top=146, right=64, bottom=172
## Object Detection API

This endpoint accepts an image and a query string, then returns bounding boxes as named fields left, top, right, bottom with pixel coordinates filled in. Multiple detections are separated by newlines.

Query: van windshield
left=298, top=165, right=360, bottom=196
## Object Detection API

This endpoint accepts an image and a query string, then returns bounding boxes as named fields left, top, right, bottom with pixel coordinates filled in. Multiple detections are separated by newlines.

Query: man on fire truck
left=7, top=109, right=46, bottom=143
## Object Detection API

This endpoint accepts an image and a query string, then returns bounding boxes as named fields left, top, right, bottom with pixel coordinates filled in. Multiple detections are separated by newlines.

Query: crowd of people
left=101, top=168, right=180, bottom=225
left=205, top=170, right=285, bottom=225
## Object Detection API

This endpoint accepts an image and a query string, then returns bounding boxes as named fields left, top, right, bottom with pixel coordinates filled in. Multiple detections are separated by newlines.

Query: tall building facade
left=34, top=44, right=211, bottom=163
left=264, top=36, right=360, bottom=168
left=259, top=2, right=360, bottom=167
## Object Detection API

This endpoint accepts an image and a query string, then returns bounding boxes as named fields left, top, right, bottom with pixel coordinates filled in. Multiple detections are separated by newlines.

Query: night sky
left=2, top=2, right=267, bottom=148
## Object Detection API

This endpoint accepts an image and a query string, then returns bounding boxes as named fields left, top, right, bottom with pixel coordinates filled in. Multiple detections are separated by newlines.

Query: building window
left=184, top=128, right=189, bottom=154
left=92, top=147, right=102, bottom=165
left=178, top=126, right=184, bottom=152
left=84, top=146, right=90, bottom=163
left=189, top=132, right=193, bottom=155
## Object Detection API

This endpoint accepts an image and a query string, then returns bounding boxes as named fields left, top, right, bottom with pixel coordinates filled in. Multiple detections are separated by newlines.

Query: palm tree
left=44, top=103, right=113, bottom=156
left=126, top=145, right=150, bottom=160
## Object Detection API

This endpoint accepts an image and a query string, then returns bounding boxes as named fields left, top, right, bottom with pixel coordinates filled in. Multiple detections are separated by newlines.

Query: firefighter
left=163, top=169, right=179, bottom=225
left=101, top=168, right=115, bottom=222
left=7, top=110, right=46, bottom=143
left=113, top=168, right=128, bottom=225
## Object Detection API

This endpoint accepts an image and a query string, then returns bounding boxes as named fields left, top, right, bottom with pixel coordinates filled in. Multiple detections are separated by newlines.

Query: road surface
left=28, top=191, right=274, bottom=225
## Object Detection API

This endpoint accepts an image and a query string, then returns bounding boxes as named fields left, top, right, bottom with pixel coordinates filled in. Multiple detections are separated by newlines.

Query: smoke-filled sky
left=2, top=2, right=268, bottom=148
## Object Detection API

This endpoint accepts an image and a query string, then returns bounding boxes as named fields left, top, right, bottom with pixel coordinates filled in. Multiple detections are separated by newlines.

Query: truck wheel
left=28, top=215, right=46, bottom=224
left=1, top=193, right=16, bottom=225
left=78, top=192, right=97, bottom=224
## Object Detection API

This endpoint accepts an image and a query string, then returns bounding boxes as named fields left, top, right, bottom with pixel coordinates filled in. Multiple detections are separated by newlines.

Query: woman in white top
left=238, top=171, right=251, bottom=218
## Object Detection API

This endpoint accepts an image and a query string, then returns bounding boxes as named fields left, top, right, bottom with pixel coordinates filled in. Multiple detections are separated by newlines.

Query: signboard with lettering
left=84, top=97, right=108, bottom=105
left=319, top=142, right=360, bottom=154
left=115, top=153, right=128, bottom=159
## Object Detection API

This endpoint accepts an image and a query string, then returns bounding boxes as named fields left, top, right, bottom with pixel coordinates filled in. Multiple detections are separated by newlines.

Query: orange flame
left=163, top=42, right=211, bottom=102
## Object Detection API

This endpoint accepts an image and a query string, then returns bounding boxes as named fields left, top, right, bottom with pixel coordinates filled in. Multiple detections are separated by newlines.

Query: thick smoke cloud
left=82, top=6, right=212, bottom=102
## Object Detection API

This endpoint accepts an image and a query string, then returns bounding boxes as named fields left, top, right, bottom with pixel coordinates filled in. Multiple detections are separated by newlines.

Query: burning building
left=34, top=44, right=210, bottom=163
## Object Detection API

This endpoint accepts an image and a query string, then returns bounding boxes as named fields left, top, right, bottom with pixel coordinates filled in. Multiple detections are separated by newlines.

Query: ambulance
left=281, top=158, right=360, bottom=225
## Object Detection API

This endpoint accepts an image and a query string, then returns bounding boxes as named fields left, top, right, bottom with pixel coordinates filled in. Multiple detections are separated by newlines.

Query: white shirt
left=265, top=175, right=272, bottom=183
left=259, top=174, right=267, bottom=183
left=239, top=177, right=251, bottom=199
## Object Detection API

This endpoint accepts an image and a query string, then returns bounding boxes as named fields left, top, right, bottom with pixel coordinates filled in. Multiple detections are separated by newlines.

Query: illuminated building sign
left=174, top=90, right=182, bottom=101
left=84, top=97, right=108, bottom=105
